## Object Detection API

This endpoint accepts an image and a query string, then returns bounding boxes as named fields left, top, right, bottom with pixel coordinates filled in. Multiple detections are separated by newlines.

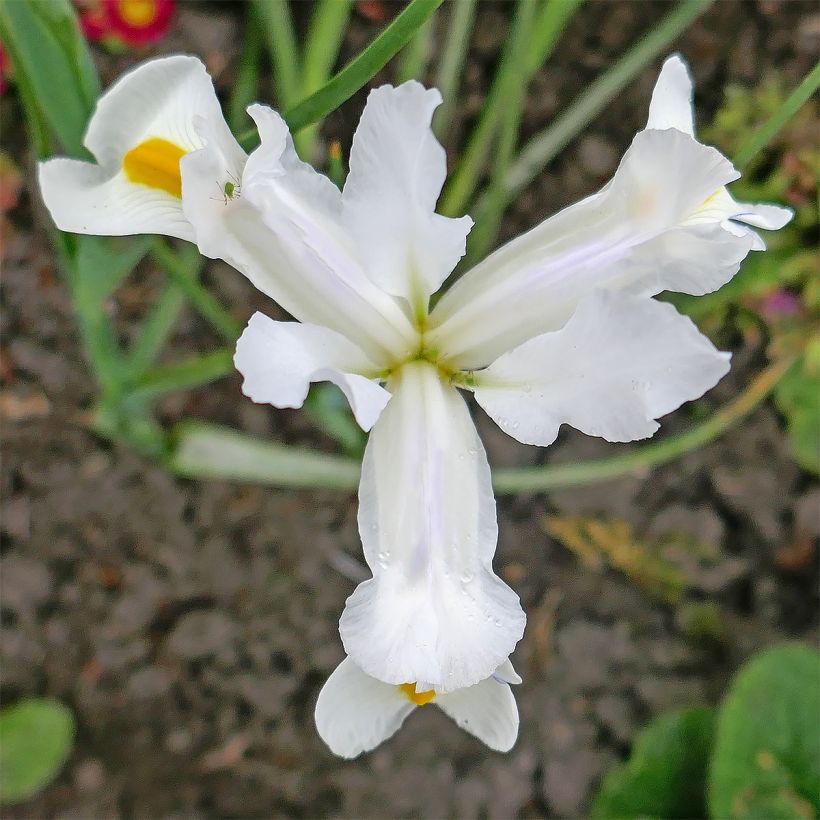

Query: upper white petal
left=232, top=106, right=416, bottom=361
left=646, top=54, right=695, bottom=135
left=315, top=658, right=415, bottom=759
left=436, top=672, right=519, bottom=752
left=429, top=128, right=742, bottom=368
left=472, top=290, right=731, bottom=446
left=339, top=361, right=525, bottom=693
left=234, top=313, right=390, bottom=432
left=341, top=82, right=473, bottom=304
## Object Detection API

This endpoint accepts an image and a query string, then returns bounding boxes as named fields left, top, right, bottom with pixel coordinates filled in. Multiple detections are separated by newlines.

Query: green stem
left=734, top=60, right=820, bottom=170
left=229, top=8, right=263, bottom=133
left=396, top=13, right=435, bottom=83
left=253, top=0, right=301, bottom=109
left=296, top=0, right=354, bottom=160
left=493, top=356, right=795, bottom=493
left=126, top=281, right=187, bottom=376
left=166, top=357, right=794, bottom=493
left=433, top=0, right=477, bottom=141
left=525, top=0, right=584, bottom=74
left=239, top=0, right=445, bottom=147
left=150, top=240, right=241, bottom=343
left=496, top=0, right=712, bottom=211
left=169, top=421, right=362, bottom=490
left=129, top=348, right=235, bottom=402
left=440, top=0, right=583, bottom=217
left=465, top=0, right=538, bottom=264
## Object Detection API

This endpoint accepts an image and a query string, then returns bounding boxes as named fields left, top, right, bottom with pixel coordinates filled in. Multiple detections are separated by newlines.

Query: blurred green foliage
left=0, top=698, right=75, bottom=805
left=593, top=643, right=820, bottom=820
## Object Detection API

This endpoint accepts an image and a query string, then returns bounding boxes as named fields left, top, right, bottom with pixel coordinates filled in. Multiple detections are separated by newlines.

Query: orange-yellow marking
left=122, top=137, right=186, bottom=198
left=117, top=0, right=160, bottom=27
left=399, top=682, right=435, bottom=706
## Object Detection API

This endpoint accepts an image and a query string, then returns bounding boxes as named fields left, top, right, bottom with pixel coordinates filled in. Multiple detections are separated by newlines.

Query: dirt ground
left=1, top=1, right=818, bottom=817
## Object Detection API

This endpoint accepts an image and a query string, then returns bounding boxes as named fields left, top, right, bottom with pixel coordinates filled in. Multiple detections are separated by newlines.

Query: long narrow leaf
left=497, top=0, right=712, bottom=209
left=734, top=60, right=820, bottom=169
left=240, top=0, right=444, bottom=147
left=432, top=0, right=477, bottom=141
left=167, top=358, right=792, bottom=493
left=169, top=421, right=362, bottom=489
left=253, top=0, right=301, bottom=109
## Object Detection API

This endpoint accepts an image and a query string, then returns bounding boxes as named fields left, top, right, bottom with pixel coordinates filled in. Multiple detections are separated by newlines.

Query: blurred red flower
left=78, top=0, right=175, bottom=48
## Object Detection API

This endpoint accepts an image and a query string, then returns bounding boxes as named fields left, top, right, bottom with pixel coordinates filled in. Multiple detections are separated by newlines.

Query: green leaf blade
left=591, top=706, right=716, bottom=819
left=0, top=698, right=75, bottom=805
left=708, top=643, right=820, bottom=819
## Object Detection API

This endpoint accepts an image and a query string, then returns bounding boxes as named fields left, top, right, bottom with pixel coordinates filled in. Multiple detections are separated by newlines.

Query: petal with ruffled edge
left=339, top=361, right=525, bottom=693
left=428, top=127, right=742, bottom=368
left=436, top=669, right=519, bottom=752
left=315, top=657, right=415, bottom=759
left=234, top=313, right=391, bottom=431
left=472, top=290, right=730, bottom=446
left=646, top=54, right=695, bottom=135
left=39, top=55, right=243, bottom=242
left=341, top=82, right=473, bottom=308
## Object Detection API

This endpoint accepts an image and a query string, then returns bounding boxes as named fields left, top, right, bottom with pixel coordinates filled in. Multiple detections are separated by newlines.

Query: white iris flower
left=315, top=656, right=521, bottom=759
left=39, top=54, right=791, bottom=755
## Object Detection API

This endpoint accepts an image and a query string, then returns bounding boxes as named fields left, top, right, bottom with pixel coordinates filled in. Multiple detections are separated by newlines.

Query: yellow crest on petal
left=123, top=137, right=186, bottom=198
left=399, top=682, right=435, bottom=706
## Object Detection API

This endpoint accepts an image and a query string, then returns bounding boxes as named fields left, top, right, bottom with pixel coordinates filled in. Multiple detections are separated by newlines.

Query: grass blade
left=150, top=240, right=241, bottom=343
left=396, top=14, right=435, bottom=83
left=240, top=0, right=444, bottom=147
left=432, top=0, right=477, bottom=141
left=497, top=0, right=712, bottom=210
left=229, top=7, right=263, bottom=133
left=129, top=348, right=235, bottom=401
left=464, top=0, right=539, bottom=264
left=169, top=421, right=362, bottom=489
left=734, top=60, right=820, bottom=169
left=253, top=0, right=301, bottom=109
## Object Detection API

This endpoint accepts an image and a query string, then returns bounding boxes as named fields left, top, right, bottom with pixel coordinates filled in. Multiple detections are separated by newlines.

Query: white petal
left=436, top=674, right=519, bottom=752
left=733, top=202, right=793, bottom=230
left=38, top=158, right=194, bottom=240
left=233, top=108, right=416, bottom=362
left=473, top=290, right=731, bottom=446
left=85, top=55, right=237, bottom=167
left=39, top=55, right=243, bottom=243
left=492, top=658, right=522, bottom=685
left=315, top=658, right=415, bottom=759
left=342, top=82, right=473, bottom=304
left=646, top=54, right=695, bottom=135
left=429, top=128, right=740, bottom=368
left=339, top=362, right=525, bottom=693
left=233, top=313, right=390, bottom=431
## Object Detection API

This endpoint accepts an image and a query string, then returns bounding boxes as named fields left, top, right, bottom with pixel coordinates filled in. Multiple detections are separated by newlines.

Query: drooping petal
left=646, top=54, right=695, bottom=135
left=683, top=187, right=793, bottom=251
left=234, top=313, right=390, bottom=431
left=339, top=361, right=526, bottom=693
left=38, top=158, right=194, bottom=240
left=428, top=128, right=743, bottom=368
left=341, top=82, right=473, bottom=306
left=472, top=290, right=731, bottom=446
left=39, top=56, right=244, bottom=242
left=315, top=658, right=415, bottom=759
left=436, top=671, right=519, bottom=752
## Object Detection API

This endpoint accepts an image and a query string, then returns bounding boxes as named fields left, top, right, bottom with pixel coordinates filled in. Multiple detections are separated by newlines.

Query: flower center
left=122, top=137, right=186, bottom=198
left=399, top=682, right=435, bottom=706
left=116, top=0, right=160, bottom=27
